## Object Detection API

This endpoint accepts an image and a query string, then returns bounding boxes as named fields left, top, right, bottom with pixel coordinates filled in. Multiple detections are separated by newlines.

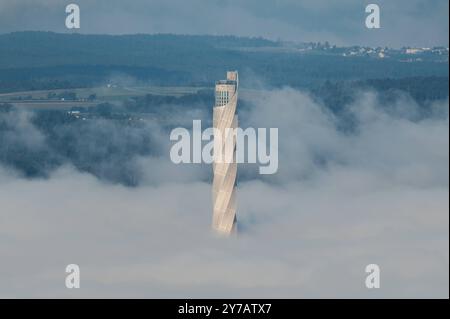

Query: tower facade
left=212, top=71, right=238, bottom=235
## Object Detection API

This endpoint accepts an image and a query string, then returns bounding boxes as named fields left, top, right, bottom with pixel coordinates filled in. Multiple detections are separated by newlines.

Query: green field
left=0, top=85, right=264, bottom=110
left=0, top=85, right=210, bottom=109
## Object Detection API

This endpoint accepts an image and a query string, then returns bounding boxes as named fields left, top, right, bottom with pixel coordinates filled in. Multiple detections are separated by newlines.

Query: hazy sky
left=0, top=0, right=448, bottom=47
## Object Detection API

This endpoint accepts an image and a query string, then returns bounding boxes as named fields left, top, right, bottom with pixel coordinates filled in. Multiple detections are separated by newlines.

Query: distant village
left=295, top=42, right=449, bottom=62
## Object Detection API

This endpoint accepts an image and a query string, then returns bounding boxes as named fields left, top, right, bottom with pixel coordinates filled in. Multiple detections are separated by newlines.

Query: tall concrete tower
left=212, top=71, right=238, bottom=235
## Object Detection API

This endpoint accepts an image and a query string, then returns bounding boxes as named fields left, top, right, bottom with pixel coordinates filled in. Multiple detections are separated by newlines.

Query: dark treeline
left=312, top=76, right=449, bottom=114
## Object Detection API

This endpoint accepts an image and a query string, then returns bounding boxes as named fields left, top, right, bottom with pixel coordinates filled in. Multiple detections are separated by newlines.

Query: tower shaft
left=212, top=71, right=238, bottom=235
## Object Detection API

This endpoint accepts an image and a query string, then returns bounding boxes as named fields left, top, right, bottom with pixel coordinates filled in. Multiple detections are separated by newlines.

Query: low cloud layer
left=0, top=88, right=448, bottom=297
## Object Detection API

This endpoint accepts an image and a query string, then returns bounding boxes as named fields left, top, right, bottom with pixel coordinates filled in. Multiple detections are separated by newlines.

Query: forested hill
left=0, top=31, right=278, bottom=68
left=0, top=31, right=448, bottom=92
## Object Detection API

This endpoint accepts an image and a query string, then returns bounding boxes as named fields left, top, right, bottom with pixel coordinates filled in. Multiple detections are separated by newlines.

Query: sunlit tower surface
left=212, top=71, right=238, bottom=235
